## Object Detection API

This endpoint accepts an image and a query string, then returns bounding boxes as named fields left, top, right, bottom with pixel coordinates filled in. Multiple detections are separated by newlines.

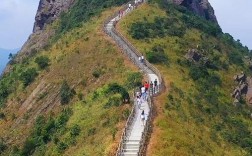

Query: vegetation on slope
left=0, top=4, right=142, bottom=156
left=57, top=0, right=131, bottom=38
left=118, top=1, right=252, bottom=155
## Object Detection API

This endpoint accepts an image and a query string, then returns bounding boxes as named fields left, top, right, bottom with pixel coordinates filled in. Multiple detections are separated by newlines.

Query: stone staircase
left=104, top=1, right=163, bottom=155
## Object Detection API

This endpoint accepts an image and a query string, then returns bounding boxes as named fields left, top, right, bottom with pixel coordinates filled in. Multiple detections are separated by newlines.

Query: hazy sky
left=209, top=0, right=252, bottom=50
left=0, top=0, right=39, bottom=49
left=0, top=0, right=251, bottom=50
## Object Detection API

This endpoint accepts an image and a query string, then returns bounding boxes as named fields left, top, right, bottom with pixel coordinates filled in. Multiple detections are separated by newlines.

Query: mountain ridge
left=1, top=0, right=252, bottom=155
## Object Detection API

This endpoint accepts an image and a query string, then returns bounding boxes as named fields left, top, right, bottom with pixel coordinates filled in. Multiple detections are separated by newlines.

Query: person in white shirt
left=136, top=96, right=141, bottom=109
left=141, top=55, right=144, bottom=63
left=141, top=86, right=146, bottom=101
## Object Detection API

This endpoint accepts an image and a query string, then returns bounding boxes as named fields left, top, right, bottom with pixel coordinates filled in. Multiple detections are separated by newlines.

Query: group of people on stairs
left=135, top=79, right=158, bottom=126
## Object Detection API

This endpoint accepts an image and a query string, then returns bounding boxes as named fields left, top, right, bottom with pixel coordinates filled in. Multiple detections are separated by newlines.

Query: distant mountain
left=0, top=48, right=19, bottom=74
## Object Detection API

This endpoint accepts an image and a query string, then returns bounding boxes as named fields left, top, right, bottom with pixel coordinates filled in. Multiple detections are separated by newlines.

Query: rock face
left=232, top=72, right=250, bottom=106
left=2, top=0, right=75, bottom=74
left=169, top=0, right=218, bottom=23
left=185, top=49, right=202, bottom=62
left=33, top=0, right=75, bottom=32
left=2, top=0, right=75, bottom=69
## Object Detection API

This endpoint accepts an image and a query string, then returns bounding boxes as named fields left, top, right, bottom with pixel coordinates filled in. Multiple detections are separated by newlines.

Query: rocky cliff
left=6, top=0, right=75, bottom=65
left=169, top=0, right=218, bottom=23
left=33, top=0, right=75, bottom=32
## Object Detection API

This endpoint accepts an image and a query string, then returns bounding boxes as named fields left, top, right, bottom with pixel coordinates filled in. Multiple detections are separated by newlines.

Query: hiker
left=141, top=55, right=144, bottom=64
left=136, top=96, right=141, bottom=109
left=150, top=81, right=154, bottom=95
left=128, top=3, right=132, bottom=12
left=141, top=110, right=145, bottom=126
left=141, top=85, right=146, bottom=101
left=139, top=56, right=141, bottom=63
left=144, top=81, right=149, bottom=92
left=154, top=79, right=158, bottom=93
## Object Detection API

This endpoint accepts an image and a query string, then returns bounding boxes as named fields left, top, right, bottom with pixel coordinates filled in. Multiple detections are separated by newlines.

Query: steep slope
left=118, top=1, right=252, bottom=155
left=0, top=0, right=146, bottom=155
left=169, top=0, right=218, bottom=23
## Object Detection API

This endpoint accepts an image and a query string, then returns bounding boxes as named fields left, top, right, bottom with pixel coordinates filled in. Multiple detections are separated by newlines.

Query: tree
left=19, top=68, right=38, bottom=87
left=35, top=56, right=50, bottom=69
left=60, top=80, right=74, bottom=105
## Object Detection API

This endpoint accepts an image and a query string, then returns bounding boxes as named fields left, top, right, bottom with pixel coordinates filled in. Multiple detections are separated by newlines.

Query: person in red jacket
left=144, top=81, right=149, bottom=92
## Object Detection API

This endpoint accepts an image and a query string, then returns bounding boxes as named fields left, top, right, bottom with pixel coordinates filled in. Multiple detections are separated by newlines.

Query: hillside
left=117, top=1, right=252, bottom=155
left=0, top=0, right=143, bottom=155
left=1, top=0, right=252, bottom=155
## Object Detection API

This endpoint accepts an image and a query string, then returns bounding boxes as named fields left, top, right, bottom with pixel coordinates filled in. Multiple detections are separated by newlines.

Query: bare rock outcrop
left=3, top=0, right=75, bottom=74
left=232, top=72, right=250, bottom=105
left=185, top=49, right=202, bottom=62
left=168, top=0, right=218, bottom=24
left=185, top=49, right=210, bottom=66
left=33, top=0, right=75, bottom=32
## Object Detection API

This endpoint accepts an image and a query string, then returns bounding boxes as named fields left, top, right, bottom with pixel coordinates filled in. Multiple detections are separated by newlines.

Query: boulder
left=233, top=98, right=240, bottom=107
left=240, top=83, right=248, bottom=94
left=185, top=49, right=202, bottom=62
left=237, top=73, right=246, bottom=83
left=232, top=88, right=240, bottom=98
left=234, top=72, right=246, bottom=83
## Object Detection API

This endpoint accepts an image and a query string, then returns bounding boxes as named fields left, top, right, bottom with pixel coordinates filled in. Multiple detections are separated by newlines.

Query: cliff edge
left=169, top=0, right=218, bottom=23
left=33, top=0, right=75, bottom=32
left=8, top=0, right=75, bottom=65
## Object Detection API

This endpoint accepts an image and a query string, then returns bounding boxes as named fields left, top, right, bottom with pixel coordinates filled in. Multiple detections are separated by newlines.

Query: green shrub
left=57, top=141, right=68, bottom=153
left=104, top=94, right=122, bottom=108
left=125, top=72, right=142, bottom=89
left=0, top=112, right=5, bottom=120
left=0, top=139, right=7, bottom=153
left=129, top=17, right=185, bottom=40
left=60, top=80, right=74, bottom=105
left=77, top=92, right=84, bottom=101
left=21, top=138, right=37, bottom=156
left=228, top=51, right=244, bottom=66
left=8, top=53, right=17, bottom=65
left=92, top=69, right=103, bottom=78
left=146, top=45, right=168, bottom=64
left=106, top=83, right=130, bottom=103
left=180, top=13, right=222, bottom=37
left=220, top=118, right=252, bottom=154
left=35, top=56, right=50, bottom=69
left=20, top=108, right=72, bottom=155
left=188, top=65, right=209, bottom=81
left=70, top=124, right=81, bottom=137
left=19, top=68, right=38, bottom=87
left=57, top=0, right=130, bottom=39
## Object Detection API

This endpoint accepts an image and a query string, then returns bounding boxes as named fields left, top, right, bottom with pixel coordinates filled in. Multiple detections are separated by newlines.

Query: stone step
left=125, top=140, right=140, bottom=143
left=124, top=142, right=140, bottom=149
left=122, top=152, right=138, bottom=156
left=123, top=149, right=139, bottom=153
left=124, top=145, right=139, bottom=149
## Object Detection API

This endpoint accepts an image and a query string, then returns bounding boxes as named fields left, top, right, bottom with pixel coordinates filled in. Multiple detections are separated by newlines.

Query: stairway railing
left=103, top=1, right=165, bottom=155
